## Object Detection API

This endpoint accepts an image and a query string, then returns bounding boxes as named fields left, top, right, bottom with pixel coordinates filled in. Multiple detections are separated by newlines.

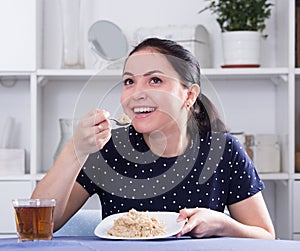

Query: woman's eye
left=150, top=77, right=162, bottom=85
left=123, top=78, right=134, bottom=86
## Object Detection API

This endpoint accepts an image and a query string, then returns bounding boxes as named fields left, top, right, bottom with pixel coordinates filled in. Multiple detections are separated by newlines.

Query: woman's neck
left=143, top=129, right=190, bottom=158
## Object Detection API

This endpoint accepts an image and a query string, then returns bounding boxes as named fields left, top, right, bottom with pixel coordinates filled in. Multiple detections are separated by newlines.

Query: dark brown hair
left=128, top=37, right=228, bottom=134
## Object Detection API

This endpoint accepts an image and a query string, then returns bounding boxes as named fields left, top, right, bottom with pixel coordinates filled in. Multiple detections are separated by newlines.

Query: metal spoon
left=109, top=118, right=130, bottom=128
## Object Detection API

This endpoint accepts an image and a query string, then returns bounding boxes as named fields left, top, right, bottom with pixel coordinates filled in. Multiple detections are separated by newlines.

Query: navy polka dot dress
left=76, top=126, right=264, bottom=219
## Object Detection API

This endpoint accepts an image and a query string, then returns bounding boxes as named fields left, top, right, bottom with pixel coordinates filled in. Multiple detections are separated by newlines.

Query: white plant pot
left=222, top=31, right=261, bottom=67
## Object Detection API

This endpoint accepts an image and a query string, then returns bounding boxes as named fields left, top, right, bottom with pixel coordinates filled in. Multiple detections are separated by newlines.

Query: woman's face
left=121, top=48, right=190, bottom=134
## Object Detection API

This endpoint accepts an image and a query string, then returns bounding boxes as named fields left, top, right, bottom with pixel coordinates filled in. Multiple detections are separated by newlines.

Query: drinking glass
left=12, top=198, right=56, bottom=241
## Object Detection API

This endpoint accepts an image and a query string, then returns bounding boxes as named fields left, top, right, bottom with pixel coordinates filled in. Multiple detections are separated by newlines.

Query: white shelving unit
left=0, top=0, right=298, bottom=239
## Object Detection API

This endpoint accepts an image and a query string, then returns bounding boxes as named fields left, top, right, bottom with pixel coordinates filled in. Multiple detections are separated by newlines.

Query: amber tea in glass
left=12, top=198, right=56, bottom=241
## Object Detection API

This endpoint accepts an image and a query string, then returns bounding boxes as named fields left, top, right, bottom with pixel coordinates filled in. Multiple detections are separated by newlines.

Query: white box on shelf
left=253, top=134, right=280, bottom=173
left=0, top=149, right=25, bottom=175
left=134, top=24, right=211, bottom=68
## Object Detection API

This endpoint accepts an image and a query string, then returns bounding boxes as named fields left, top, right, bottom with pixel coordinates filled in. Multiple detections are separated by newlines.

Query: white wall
left=42, top=0, right=277, bottom=69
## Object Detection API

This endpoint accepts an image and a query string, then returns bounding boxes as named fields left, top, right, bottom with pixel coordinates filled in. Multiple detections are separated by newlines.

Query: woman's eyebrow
left=123, top=72, right=134, bottom=77
left=144, top=70, right=164, bottom=76
left=123, top=70, right=164, bottom=77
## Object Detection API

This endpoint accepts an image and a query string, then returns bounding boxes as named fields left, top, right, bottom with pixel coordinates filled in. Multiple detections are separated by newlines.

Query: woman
left=32, top=38, right=275, bottom=239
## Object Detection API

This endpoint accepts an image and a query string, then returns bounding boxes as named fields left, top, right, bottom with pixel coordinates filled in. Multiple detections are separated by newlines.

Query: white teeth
left=133, top=107, right=155, bottom=113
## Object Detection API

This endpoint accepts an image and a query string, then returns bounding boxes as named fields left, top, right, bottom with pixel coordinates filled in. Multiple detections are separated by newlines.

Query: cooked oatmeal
left=107, top=209, right=166, bottom=238
left=118, top=113, right=131, bottom=124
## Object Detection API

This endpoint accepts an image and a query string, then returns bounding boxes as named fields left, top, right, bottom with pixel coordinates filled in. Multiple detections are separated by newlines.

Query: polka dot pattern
left=76, top=126, right=264, bottom=218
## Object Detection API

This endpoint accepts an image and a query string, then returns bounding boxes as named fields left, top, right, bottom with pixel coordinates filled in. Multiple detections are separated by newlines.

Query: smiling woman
left=121, top=56, right=191, bottom=140
left=31, top=37, right=275, bottom=240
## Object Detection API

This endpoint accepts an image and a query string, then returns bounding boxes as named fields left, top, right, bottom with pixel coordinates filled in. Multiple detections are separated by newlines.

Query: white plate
left=94, top=211, right=185, bottom=240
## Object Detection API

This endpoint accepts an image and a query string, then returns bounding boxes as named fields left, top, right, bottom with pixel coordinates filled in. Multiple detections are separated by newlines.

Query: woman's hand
left=176, top=208, right=227, bottom=238
left=176, top=195, right=275, bottom=240
left=73, top=109, right=111, bottom=163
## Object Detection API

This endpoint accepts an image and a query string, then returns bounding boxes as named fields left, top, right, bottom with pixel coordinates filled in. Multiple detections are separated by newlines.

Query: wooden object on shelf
left=296, top=152, right=300, bottom=172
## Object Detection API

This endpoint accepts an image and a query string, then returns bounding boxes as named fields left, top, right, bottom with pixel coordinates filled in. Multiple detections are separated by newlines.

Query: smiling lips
left=133, top=107, right=156, bottom=114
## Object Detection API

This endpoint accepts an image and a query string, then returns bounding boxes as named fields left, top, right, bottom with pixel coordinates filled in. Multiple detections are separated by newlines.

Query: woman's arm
left=176, top=192, right=275, bottom=239
left=31, top=109, right=111, bottom=230
left=226, top=192, right=275, bottom=239
left=31, top=139, right=89, bottom=230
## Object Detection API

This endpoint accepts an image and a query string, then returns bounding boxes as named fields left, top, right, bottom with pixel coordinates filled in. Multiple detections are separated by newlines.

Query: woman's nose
left=132, top=83, right=146, bottom=100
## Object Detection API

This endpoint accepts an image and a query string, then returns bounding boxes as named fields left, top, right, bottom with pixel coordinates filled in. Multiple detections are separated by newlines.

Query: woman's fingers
left=95, top=110, right=110, bottom=126
left=176, top=208, right=225, bottom=238
left=83, top=109, right=110, bottom=128
left=180, top=216, right=198, bottom=236
left=95, top=128, right=111, bottom=148
left=73, top=109, right=112, bottom=159
left=176, top=208, right=204, bottom=237
left=95, top=120, right=110, bottom=133
left=177, top=208, right=198, bottom=221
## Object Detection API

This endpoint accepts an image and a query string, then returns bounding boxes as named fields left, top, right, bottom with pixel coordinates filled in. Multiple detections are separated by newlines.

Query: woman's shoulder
left=197, top=132, right=245, bottom=158
left=198, top=131, right=238, bottom=144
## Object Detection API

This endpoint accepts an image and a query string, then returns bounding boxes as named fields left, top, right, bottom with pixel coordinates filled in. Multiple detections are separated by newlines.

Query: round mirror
left=88, top=20, right=128, bottom=61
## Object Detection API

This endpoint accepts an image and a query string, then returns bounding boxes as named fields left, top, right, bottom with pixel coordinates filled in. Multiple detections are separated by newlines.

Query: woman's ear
left=186, top=84, right=200, bottom=107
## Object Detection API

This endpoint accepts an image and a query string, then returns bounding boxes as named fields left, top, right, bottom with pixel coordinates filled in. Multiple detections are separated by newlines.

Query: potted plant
left=199, top=0, right=273, bottom=67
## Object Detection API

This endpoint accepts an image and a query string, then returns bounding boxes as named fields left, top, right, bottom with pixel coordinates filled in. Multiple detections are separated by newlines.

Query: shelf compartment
left=36, top=69, right=123, bottom=82
left=260, top=173, right=289, bottom=180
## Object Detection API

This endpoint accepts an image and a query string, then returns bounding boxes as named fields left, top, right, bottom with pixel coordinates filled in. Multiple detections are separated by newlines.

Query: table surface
left=1, top=236, right=300, bottom=251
